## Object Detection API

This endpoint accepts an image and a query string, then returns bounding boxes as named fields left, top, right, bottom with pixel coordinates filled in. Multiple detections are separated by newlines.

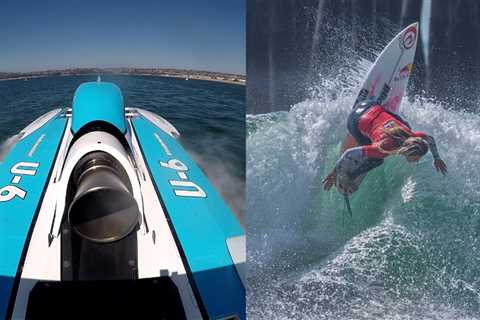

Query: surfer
left=322, top=100, right=447, bottom=194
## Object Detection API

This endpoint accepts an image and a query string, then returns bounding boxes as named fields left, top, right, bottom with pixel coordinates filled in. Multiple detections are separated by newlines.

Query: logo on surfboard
left=394, top=63, right=413, bottom=81
left=402, top=26, right=417, bottom=50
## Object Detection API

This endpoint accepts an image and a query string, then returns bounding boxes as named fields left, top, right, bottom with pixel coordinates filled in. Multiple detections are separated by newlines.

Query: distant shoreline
left=0, top=68, right=246, bottom=86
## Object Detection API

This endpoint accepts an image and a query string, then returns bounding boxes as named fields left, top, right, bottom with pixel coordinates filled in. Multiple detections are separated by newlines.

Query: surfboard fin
left=344, top=194, right=353, bottom=218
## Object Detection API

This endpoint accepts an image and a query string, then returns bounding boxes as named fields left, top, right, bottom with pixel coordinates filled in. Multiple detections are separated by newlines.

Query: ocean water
left=246, top=32, right=480, bottom=320
left=0, top=75, right=245, bottom=221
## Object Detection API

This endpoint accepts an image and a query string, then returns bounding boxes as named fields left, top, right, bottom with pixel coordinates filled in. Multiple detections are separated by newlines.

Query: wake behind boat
left=0, top=81, right=245, bottom=319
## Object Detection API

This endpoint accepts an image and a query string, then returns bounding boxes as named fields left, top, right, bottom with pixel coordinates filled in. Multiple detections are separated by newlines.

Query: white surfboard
left=354, top=22, right=419, bottom=114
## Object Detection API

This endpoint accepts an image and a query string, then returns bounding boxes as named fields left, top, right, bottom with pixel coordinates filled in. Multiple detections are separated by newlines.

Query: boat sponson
left=132, top=115, right=245, bottom=319
left=0, top=114, right=67, bottom=319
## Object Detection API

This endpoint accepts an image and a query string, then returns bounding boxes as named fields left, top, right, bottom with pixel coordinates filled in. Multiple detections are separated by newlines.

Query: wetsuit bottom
left=347, top=101, right=375, bottom=146
left=346, top=101, right=384, bottom=176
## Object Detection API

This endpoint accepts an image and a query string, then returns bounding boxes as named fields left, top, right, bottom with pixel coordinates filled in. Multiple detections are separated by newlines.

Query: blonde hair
left=379, top=125, right=428, bottom=157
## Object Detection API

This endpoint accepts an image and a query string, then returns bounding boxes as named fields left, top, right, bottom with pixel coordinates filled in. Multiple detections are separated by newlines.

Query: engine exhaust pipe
left=68, top=152, right=140, bottom=243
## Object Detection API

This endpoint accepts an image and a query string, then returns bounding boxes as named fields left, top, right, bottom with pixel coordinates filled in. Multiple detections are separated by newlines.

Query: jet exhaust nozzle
left=68, top=151, right=139, bottom=243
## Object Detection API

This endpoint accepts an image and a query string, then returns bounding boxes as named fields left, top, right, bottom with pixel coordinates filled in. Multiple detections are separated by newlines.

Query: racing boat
left=0, top=80, right=245, bottom=319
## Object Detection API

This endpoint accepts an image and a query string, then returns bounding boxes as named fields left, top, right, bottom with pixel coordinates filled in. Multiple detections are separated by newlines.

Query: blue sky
left=0, top=0, right=245, bottom=74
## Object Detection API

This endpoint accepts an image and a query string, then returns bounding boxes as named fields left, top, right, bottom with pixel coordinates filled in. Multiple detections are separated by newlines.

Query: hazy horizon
left=0, top=65, right=246, bottom=76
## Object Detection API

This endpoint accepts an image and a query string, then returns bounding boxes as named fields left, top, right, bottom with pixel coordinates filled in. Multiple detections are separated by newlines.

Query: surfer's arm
left=424, top=135, right=447, bottom=175
left=416, top=132, right=447, bottom=175
left=423, top=135, right=440, bottom=160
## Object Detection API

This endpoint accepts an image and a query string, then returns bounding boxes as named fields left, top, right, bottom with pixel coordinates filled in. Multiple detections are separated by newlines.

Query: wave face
left=247, top=63, right=480, bottom=318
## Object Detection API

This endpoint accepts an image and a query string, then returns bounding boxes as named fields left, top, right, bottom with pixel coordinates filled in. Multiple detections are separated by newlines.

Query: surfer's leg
left=341, top=133, right=358, bottom=153
left=351, top=158, right=384, bottom=177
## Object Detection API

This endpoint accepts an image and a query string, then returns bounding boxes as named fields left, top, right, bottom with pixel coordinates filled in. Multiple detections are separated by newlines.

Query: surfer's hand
left=322, top=171, right=337, bottom=191
left=433, top=159, right=447, bottom=175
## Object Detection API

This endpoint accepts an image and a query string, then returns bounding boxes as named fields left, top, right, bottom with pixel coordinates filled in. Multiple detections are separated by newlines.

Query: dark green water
left=0, top=75, right=245, bottom=220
